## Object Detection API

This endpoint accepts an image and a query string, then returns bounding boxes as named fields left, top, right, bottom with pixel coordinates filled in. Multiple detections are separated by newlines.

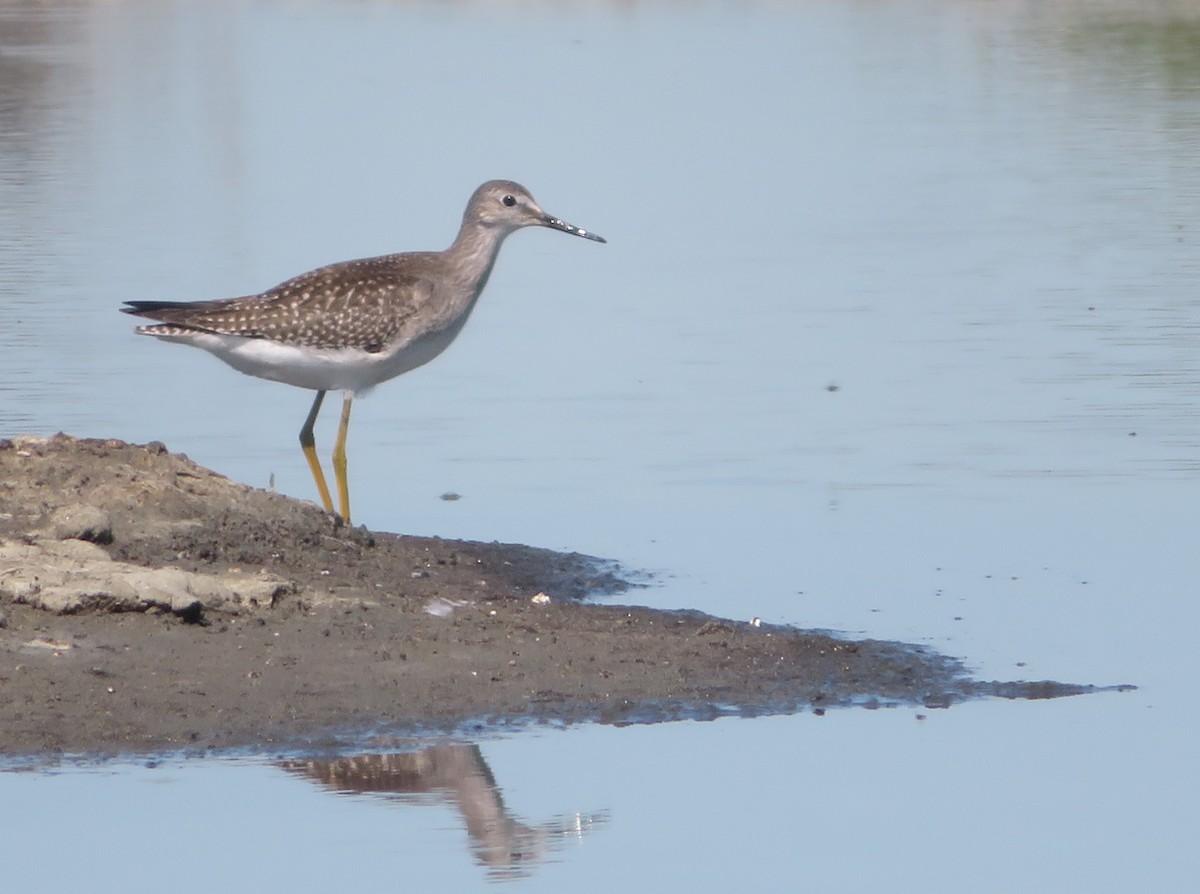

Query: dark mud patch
left=0, top=435, right=1132, bottom=757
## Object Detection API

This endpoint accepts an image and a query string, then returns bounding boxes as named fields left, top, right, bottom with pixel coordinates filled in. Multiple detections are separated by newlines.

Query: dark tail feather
left=121, top=300, right=197, bottom=317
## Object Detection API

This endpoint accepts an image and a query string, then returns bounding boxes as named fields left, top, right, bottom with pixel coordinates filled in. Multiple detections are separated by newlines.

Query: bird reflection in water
left=278, top=743, right=607, bottom=880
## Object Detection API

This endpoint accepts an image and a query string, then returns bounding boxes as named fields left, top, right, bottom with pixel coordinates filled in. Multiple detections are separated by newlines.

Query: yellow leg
left=331, top=393, right=353, bottom=523
left=299, top=390, right=335, bottom=514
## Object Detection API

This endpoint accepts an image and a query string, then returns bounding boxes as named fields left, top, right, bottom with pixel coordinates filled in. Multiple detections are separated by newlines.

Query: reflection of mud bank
left=0, top=436, right=1132, bottom=756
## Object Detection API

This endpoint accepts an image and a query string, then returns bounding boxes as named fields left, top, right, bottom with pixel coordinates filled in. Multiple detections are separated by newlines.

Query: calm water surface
left=2, top=0, right=1198, bottom=890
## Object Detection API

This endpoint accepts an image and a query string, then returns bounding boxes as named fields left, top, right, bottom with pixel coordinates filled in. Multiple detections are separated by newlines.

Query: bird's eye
left=502, top=195, right=517, bottom=207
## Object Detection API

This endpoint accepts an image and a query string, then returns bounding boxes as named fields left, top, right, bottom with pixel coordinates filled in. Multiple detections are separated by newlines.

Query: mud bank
left=0, top=435, right=1128, bottom=756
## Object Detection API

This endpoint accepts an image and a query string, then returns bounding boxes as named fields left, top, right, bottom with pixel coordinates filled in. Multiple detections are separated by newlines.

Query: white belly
left=154, top=320, right=469, bottom=395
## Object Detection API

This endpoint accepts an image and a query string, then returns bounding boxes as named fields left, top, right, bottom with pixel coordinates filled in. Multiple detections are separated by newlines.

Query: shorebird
left=122, top=180, right=605, bottom=523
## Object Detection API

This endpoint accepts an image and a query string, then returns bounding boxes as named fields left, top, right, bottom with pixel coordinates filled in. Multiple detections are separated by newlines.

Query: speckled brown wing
left=124, top=255, right=436, bottom=352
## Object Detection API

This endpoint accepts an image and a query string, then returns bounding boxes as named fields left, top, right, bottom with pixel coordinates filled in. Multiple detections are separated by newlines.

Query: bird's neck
left=444, top=221, right=510, bottom=299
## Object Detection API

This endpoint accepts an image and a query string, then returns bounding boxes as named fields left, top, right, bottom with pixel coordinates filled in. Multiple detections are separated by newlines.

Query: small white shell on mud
left=423, top=597, right=472, bottom=617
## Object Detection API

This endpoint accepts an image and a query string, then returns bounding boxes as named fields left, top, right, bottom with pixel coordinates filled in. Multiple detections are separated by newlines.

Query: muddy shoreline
left=0, top=435, right=1128, bottom=758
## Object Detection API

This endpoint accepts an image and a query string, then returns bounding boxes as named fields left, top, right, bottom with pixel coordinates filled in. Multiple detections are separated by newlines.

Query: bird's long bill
left=542, top=214, right=606, bottom=243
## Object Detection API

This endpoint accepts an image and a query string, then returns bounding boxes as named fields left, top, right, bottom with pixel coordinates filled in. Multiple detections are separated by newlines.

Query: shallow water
left=2, top=0, right=1198, bottom=889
